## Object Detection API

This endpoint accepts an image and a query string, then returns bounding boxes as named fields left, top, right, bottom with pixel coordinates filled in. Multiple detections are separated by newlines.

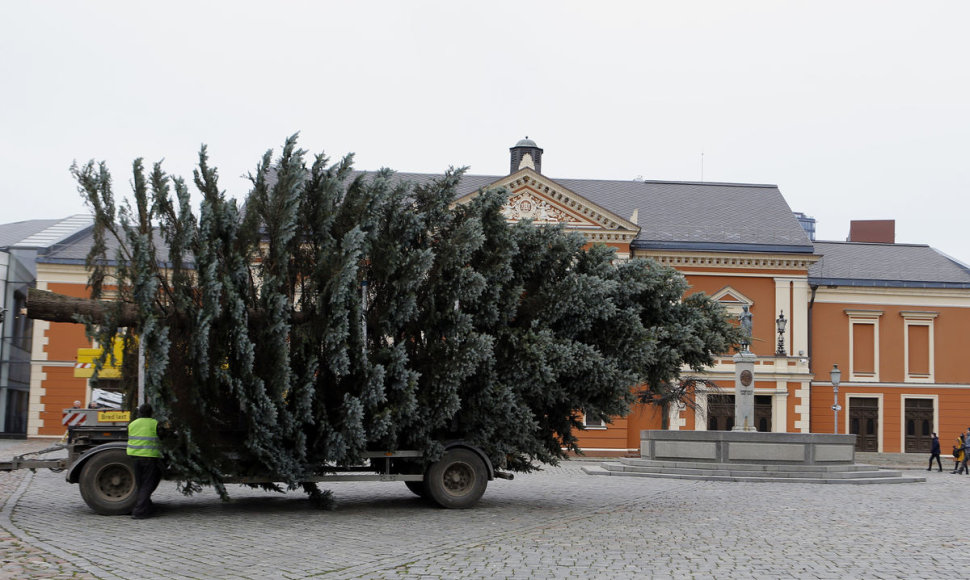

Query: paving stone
left=0, top=439, right=967, bottom=578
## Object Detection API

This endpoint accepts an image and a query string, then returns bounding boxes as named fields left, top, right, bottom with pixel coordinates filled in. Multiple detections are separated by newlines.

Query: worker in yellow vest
left=127, top=403, right=162, bottom=519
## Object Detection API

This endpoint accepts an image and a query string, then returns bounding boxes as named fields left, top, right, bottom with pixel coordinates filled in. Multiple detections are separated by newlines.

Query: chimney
left=509, top=137, right=543, bottom=174
left=848, top=220, right=895, bottom=244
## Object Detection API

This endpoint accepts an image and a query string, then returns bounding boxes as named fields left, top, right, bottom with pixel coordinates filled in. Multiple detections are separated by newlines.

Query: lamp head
left=776, top=311, right=787, bottom=332
left=830, top=364, right=842, bottom=387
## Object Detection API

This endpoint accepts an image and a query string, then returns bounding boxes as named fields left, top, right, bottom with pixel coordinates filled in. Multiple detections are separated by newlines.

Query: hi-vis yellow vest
left=127, top=418, right=161, bottom=458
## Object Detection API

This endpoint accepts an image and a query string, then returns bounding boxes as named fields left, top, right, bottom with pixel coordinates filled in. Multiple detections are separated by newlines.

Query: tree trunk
left=26, top=288, right=140, bottom=326
left=26, top=287, right=311, bottom=327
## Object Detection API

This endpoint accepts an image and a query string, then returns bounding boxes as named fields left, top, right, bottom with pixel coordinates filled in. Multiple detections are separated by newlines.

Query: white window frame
left=901, top=311, right=937, bottom=383
left=582, top=412, right=607, bottom=430
left=846, top=309, right=882, bottom=382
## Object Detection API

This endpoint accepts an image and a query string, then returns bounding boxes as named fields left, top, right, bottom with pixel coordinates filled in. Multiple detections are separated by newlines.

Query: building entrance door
left=707, top=395, right=734, bottom=431
left=904, top=399, right=934, bottom=453
left=849, top=397, right=879, bottom=452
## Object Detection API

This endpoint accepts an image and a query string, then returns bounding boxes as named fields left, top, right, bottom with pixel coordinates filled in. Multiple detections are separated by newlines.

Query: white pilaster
left=27, top=318, right=50, bottom=436
left=774, top=278, right=791, bottom=354
left=772, top=381, right=789, bottom=432
left=791, top=278, right=810, bottom=356
left=774, top=276, right=810, bottom=356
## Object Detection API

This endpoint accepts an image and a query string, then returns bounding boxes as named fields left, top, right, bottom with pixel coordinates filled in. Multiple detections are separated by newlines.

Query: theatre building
left=21, top=139, right=970, bottom=455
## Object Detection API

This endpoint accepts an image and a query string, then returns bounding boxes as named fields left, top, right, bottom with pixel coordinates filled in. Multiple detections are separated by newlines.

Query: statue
left=738, top=305, right=753, bottom=351
left=734, top=304, right=757, bottom=430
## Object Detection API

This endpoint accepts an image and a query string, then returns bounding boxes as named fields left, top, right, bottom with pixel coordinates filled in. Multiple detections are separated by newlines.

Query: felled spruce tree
left=69, top=134, right=740, bottom=499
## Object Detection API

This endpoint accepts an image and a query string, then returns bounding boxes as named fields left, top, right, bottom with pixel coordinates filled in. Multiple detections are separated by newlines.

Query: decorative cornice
left=635, top=250, right=818, bottom=271
left=900, top=310, right=939, bottom=320
left=845, top=308, right=884, bottom=318
left=582, top=230, right=638, bottom=244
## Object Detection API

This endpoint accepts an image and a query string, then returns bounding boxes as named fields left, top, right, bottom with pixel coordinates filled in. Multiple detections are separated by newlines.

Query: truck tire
left=405, top=480, right=429, bottom=499
left=426, top=448, right=487, bottom=509
left=78, top=449, right=137, bottom=515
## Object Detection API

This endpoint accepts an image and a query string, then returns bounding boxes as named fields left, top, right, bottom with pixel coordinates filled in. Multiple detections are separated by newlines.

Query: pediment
left=710, top=286, right=754, bottom=316
left=455, top=168, right=640, bottom=244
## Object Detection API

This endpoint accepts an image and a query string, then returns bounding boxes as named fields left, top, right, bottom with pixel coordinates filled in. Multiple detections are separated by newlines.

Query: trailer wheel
left=426, top=448, right=487, bottom=509
left=78, top=449, right=136, bottom=515
left=405, top=480, right=429, bottom=499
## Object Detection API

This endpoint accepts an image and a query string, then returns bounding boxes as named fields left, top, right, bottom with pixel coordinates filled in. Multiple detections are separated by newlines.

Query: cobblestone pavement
left=0, top=438, right=966, bottom=579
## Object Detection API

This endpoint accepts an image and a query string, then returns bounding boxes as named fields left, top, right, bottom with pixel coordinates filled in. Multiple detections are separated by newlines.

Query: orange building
left=20, top=139, right=970, bottom=456
left=808, top=237, right=970, bottom=452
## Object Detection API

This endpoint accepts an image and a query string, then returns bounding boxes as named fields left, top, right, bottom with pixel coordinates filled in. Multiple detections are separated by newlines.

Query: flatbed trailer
left=1, top=408, right=510, bottom=515
left=0, top=407, right=131, bottom=472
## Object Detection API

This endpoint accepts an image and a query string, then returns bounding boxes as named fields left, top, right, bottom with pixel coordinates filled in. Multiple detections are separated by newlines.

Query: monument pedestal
left=733, top=350, right=757, bottom=431
left=639, top=430, right=857, bottom=465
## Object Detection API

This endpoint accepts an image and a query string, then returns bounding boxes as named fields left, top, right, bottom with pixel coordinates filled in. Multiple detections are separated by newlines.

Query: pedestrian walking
left=127, top=403, right=162, bottom=519
left=928, top=433, right=942, bottom=472
left=952, top=433, right=965, bottom=473
left=962, top=428, right=970, bottom=475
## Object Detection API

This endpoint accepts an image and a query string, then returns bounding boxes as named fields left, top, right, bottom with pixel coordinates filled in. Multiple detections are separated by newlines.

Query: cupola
left=509, top=137, right=543, bottom=174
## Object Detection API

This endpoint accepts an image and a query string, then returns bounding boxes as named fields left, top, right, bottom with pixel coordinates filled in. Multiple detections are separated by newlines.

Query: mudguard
left=65, top=441, right=128, bottom=484
left=443, top=441, right=495, bottom=480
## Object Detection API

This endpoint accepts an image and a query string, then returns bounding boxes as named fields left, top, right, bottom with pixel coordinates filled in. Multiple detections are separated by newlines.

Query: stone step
left=582, top=465, right=924, bottom=484
left=617, top=458, right=876, bottom=473
left=599, top=461, right=902, bottom=480
left=604, top=460, right=902, bottom=477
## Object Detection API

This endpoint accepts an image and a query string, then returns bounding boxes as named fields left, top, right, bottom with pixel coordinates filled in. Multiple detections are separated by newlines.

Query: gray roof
left=40, top=228, right=171, bottom=266
left=385, top=171, right=813, bottom=254
left=0, top=219, right=61, bottom=248
left=809, top=241, right=970, bottom=288
left=36, top=230, right=94, bottom=263
left=0, top=215, right=93, bottom=250
left=556, top=178, right=813, bottom=253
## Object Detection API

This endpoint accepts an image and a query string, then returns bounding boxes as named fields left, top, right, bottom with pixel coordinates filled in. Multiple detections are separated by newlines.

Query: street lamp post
left=775, top=311, right=787, bottom=356
left=830, top=364, right=842, bottom=434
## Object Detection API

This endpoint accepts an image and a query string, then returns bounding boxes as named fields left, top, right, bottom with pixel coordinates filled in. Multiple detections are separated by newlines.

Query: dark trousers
left=133, top=457, right=162, bottom=517
left=929, top=453, right=942, bottom=471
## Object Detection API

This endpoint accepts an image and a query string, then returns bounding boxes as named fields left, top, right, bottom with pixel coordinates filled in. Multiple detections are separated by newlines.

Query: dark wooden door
left=904, top=399, right=934, bottom=453
left=707, top=395, right=734, bottom=431
left=849, top=397, right=879, bottom=452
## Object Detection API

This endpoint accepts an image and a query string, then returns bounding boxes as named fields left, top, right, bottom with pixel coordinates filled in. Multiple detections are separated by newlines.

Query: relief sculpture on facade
left=500, top=192, right=577, bottom=224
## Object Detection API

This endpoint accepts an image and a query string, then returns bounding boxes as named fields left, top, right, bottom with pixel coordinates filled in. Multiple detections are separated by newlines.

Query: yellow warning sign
left=97, top=411, right=130, bottom=423
left=74, top=338, right=126, bottom=379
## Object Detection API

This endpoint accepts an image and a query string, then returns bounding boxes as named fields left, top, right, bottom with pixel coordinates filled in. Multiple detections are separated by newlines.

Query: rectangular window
left=846, top=309, right=882, bottom=382
left=852, top=323, right=875, bottom=375
left=902, top=311, right=937, bottom=382
left=583, top=412, right=606, bottom=429
left=907, top=325, right=929, bottom=376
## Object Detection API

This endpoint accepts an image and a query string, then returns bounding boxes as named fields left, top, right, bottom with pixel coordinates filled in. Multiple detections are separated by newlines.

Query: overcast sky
left=2, top=1, right=968, bottom=263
